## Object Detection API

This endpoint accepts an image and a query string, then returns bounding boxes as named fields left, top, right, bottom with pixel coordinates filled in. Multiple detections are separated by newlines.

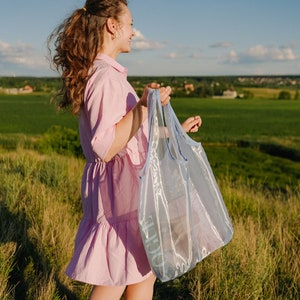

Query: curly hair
left=48, top=0, right=128, bottom=114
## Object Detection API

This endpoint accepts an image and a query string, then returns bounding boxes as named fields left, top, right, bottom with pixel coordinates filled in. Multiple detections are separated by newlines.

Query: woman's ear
left=106, top=17, right=117, bottom=35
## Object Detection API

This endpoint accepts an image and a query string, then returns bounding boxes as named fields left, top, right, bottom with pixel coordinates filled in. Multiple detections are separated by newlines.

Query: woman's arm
left=104, top=84, right=172, bottom=162
left=103, top=100, right=147, bottom=162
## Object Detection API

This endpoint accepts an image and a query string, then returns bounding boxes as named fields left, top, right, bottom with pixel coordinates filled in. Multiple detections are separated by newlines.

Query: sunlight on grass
left=0, top=149, right=299, bottom=299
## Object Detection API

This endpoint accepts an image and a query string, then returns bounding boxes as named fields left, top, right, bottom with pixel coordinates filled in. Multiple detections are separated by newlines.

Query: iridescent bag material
left=138, top=89, right=234, bottom=282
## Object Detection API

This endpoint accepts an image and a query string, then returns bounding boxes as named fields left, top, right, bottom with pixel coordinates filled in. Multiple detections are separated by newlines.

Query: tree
left=278, top=90, right=291, bottom=100
left=242, top=90, right=254, bottom=99
left=294, top=90, right=300, bottom=100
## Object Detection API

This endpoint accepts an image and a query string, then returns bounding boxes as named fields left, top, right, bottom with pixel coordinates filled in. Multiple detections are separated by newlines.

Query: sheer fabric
left=138, top=89, right=234, bottom=282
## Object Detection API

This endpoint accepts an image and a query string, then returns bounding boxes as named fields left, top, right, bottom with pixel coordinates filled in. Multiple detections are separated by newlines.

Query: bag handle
left=147, top=89, right=159, bottom=145
left=147, top=89, right=168, bottom=146
left=146, top=89, right=186, bottom=163
left=147, top=89, right=188, bottom=162
left=163, top=100, right=201, bottom=156
left=162, top=99, right=191, bottom=161
left=163, top=102, right=199, bottom=144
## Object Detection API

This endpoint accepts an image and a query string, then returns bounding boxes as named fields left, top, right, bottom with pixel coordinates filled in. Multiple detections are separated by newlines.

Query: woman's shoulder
left=92, top=59, right=111, bottom=77
left=91, top=59, right=124, bottom=84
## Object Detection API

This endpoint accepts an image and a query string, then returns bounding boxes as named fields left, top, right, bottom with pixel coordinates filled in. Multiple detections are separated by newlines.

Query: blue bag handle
left=146, top=89, right=187, bottom=163
left=163, top=101, right=201, bottom=147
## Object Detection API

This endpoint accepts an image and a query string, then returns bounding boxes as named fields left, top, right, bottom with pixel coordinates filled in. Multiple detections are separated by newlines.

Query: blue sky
left=0, top=0, right=299, bottom=76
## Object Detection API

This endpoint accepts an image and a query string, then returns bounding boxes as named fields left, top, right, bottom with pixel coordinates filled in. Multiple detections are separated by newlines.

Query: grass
left=1, top=94, right=300, bottom=193
left=242, top=87, right=298, bottom=99
left=0, top=91, right=299, bottom=299
left=171, top=97, right=300, bottom=148
left=1, top=93, right=300, bottom=147
left=0, top=150, right=89, bottom=299
left=0, top=93, right=77, bottom=134
left=172, top=97, right=300, bottom=192
left=242, top=87, right=281, bottom=99
left=0, top=149, right=299, bottom=299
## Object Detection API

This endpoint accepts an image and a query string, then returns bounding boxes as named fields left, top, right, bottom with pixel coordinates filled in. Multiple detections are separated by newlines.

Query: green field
left=0, top=93, right=78, bottom=134
left=174, top=97, right=300, bottom=145
left=0, top=92, right=299, bottom=299
left=1, top=93, right=299, bottom=192
left=1, top=93, right=299, bottom=145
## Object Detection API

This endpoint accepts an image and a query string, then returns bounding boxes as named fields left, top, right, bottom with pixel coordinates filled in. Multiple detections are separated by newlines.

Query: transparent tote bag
left=138, top=89, right=234, bottom=282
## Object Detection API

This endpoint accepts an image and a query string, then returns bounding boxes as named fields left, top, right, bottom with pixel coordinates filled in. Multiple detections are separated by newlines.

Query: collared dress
left=65, top=54, right=152, bottom=286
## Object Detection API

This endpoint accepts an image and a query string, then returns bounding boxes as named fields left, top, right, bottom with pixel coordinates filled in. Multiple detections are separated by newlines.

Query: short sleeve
left=84, top=69, right=126, bottom=160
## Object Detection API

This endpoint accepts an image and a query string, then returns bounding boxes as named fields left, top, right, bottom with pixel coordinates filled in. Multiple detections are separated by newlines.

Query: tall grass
left=185, top=180, right=299, bottom=299
left=0, top=149, right=299, bottom=299
left=0, top=149, right=90, bottom=299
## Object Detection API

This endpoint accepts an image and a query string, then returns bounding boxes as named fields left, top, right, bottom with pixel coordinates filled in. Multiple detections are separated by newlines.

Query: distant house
left=222, top=89, right=237, bottom=99
left=184, top=83, right=194, bottom=94
left=23, top=85, right=34, bottom=93
left=4, top=85, right=34, bottom=94
left=213, top=89, right=237, bottom=99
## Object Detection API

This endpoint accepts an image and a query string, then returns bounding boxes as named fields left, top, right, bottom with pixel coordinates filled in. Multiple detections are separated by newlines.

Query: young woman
left=48, top=1, right=201, bottom=299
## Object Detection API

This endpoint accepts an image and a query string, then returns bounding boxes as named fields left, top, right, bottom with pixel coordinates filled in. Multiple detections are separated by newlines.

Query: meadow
left=0, top=92, right=299, bottom=299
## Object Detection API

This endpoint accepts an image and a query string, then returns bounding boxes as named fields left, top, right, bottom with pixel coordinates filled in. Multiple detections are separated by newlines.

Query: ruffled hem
left=65, top=217, right=152, bottom=286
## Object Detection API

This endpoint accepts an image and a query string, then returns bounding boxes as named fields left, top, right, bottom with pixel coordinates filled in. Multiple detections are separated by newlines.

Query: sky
left=0, top=0, right=300, bottom=77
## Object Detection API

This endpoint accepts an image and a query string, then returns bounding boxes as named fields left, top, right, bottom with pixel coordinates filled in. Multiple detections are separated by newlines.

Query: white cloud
left=0, top=40, right=47, bottom=70
left=131, top=29, right=165, bottom=51
left=166, top=52, right=177, bottom=59
left=210, top=41, right=233, bottom=48
left=223, top=44, right=297, bottom=64
left=228, top=50, right=239, bottom=63
left=246, top=45, right=296, bottom=61
left=164, top=49, right=201, bottom=60
left=189, top=52, right=201, bottom=59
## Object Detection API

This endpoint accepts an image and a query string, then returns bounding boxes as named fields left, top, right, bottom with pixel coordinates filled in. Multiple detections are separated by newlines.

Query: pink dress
left=65, top=54, right=152, bottom=286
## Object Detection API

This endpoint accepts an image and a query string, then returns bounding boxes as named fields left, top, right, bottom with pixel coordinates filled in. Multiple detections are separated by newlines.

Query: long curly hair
left=48, top=0, right=128, bottom=114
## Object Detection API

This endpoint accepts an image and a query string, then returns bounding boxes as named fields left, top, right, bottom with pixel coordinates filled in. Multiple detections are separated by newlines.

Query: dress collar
left=95, top=53, right=128, bottom=75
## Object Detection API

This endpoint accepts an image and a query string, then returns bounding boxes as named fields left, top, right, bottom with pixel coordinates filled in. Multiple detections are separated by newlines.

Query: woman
left=48, top=1, right=201, bottom=299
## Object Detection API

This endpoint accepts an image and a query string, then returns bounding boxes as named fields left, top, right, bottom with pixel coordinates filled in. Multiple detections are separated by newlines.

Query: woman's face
left=116, top=4, right=135, bottom=53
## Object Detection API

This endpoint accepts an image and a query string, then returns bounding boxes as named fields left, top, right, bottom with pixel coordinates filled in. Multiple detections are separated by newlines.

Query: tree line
left=0, top=75, right=299, bottom=99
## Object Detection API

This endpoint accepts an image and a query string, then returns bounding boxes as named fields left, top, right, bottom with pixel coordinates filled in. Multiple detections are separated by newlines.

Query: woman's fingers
left=140, top=83, right=160, bottom=106
left=147, top=82, right=160, bottom=89
left=189, top=116, right=202, bottom=132
left=160, top=86, right=172, bottom=106
left=193, top=116, right=202, bottom=127
left=181, top=116, right=202, bottom=132
left=140, top=84, right=172, bottom=107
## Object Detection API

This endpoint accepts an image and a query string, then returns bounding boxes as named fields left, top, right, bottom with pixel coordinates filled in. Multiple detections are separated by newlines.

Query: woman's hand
left=140, top=83, right=172, bottom=107
left=181, top=116, right=202, bottom=133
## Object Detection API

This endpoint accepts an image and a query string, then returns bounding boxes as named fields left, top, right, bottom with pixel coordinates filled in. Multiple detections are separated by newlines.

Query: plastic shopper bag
left=138, top=89, right=234, bottom=282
